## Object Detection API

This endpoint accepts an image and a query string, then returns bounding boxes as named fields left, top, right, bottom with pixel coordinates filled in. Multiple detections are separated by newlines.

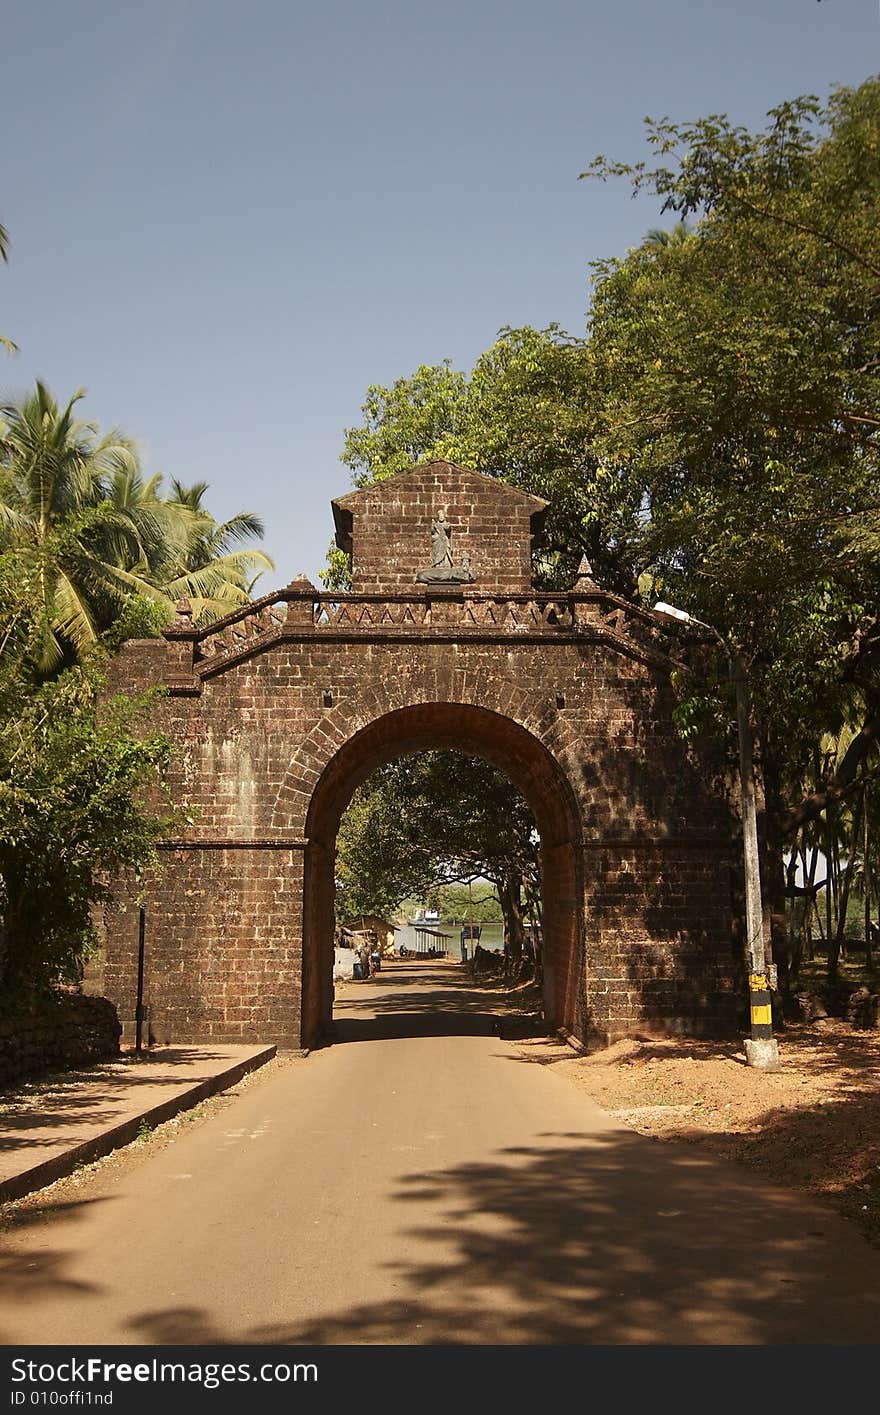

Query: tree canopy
left=335, top=752, right=540, bottom=958
left=330, top=326, right=641, bottom=596
left=0, top=382, right=274, bottom=678
left=334, top=75, right=880, bottom=990
left=0, top=260, right=274, bottom=998
left=0, top=219, right=15, bottom=355
left=580, top=78, right=880, bottom=990
left=0, top=660, right=177, bottom=999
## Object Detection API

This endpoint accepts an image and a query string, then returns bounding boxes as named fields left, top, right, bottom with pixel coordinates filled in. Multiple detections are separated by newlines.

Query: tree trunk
left=803, top=835, right=819, bottom=961
left=529, top=896, right=543, bottom=986
left=825, top=803, right=835, bottom=949
left=522, top=880, right=542, bottom=983
left=829, top=792, right=864, bottom=983
left=792, top=833, right=820, bottom=982
left=871, top=775, right=877, bottom=973
left=497, top=872, right=525, bottom=964
left=785, top=827, right=803, bottom=985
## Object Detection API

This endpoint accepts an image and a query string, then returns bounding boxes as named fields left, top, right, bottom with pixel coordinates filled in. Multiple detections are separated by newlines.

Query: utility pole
left=135, top=901, right=146, bottom=1055
left=730, top=648, right=780, bottom=1070
left=654, top=604, right=780, bottom=1070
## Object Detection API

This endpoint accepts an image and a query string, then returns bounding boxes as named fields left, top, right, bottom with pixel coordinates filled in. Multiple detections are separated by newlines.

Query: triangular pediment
left=331, top=461, right=548, bottom=595
left=333, top=461, right=547, bottom=520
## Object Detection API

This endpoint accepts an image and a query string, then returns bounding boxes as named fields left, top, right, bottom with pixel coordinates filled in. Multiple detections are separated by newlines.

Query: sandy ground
left=493, top=984, right=880, bottom=1251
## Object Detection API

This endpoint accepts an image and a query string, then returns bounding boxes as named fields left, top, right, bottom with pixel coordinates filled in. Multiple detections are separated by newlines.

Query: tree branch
left=782, top=713, right=880, bottom=834
left=726, top=190, right=880, bottom=279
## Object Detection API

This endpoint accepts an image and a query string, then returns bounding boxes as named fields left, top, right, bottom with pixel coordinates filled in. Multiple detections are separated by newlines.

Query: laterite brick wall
left=0, top=995, right=120, bottom=1087
left=332, top=462, right=545, bottom=594
left=89, top=462, right=743, bottom=1051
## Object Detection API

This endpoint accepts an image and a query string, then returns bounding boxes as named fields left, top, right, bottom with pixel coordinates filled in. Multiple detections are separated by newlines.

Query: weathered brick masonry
left=89, top=463, right=744, bottom=1050
left=0, top=995, right=120, bottom=1088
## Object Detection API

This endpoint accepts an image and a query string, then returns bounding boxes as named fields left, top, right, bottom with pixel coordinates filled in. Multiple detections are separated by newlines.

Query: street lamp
left=653, top=602, right=781, bottom=1071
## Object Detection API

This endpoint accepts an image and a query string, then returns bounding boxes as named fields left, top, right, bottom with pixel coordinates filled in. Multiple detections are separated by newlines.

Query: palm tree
left=163, top=479, right=274, bottom=623
left=104, top=472, right=274, bottom=624
left=0, top=382, right=144, bottom=671
left=0, top=382, right=276, bottom=674
left=644, top=219, right=694, bottom=249
left=1, top=220, right=17, bottom=354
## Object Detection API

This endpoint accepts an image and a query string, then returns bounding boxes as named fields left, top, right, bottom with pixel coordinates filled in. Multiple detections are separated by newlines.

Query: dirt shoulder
left=495, top=980, right=880, bottom=1250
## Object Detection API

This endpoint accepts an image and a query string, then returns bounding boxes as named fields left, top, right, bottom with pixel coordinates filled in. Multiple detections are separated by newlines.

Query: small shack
left=410, top=925, right=452, bottom=957
left=341, top=915, right=396, bottom=953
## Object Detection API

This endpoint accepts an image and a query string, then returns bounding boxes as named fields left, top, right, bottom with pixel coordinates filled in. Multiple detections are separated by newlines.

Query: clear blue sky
left=3, top=1, right=878, bottom=590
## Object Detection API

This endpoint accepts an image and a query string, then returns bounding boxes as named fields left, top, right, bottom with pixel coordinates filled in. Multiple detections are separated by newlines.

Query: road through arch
left=299, top=703, right=584, bottom=1048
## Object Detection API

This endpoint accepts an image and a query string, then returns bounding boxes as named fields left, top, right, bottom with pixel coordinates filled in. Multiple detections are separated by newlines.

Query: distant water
left=394, top=921, right=505, bottom=957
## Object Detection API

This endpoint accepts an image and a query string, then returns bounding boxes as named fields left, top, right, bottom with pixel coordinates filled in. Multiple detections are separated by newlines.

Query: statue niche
left=415, top=508, right=477, bottom=585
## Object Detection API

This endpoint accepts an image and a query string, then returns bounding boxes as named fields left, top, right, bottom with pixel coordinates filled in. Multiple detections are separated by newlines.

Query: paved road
left=1, top=959, right=879, bottom=1345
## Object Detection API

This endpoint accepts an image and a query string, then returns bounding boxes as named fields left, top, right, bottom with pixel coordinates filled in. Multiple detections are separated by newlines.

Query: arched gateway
left=90, top=462, right=743, bottom=1050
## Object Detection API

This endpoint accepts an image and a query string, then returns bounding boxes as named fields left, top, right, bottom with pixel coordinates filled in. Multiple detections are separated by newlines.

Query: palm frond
left=51, top=570, right=100, bottom=653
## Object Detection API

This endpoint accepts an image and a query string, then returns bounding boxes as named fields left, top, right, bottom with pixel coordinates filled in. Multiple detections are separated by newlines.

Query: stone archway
left=295, top=703, right=584, bottom=1049
left=91, top=461, right=743, bottom=1051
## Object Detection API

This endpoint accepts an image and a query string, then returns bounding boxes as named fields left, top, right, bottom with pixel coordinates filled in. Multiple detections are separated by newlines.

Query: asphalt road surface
left=2, top=959, right=879, bottom=1345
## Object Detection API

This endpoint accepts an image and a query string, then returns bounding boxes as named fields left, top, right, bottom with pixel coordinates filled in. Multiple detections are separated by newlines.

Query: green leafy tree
left=643, top=219, right=693, bottom=249
left=583, top=75, right=880, bottom=982
left=0, top=383, right=275, bottom=674
left=103, top=469, right=274, bottom=627
left=428, top=882, right=503, bottom=926
left=0, top=382, right=147, bottom=672
left=335, top=752, right=540, bottom=961
left=0, top=660, right=177, bottom=998
left=583, top=78, right=880, bottom=730
left=0, top=219, right=16, bottom=355
left=163, top=479, right=274, bottom=623
left=333, top=327, right=642, bottom=595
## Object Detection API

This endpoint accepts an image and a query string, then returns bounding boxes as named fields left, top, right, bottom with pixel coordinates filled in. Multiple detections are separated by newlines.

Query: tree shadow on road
left=120, top=1125, right=880, bottom=1347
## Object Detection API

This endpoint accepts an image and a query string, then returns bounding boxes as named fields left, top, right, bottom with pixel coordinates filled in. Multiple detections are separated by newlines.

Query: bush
left=0, top=663, right=175, bottom=998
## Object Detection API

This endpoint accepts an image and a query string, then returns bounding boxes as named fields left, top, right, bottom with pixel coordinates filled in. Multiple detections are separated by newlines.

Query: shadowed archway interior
left=301, top=703, right=584, bottom=1048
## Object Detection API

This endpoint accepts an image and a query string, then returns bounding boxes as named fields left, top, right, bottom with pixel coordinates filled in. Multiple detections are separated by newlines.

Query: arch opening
left=300, top=704, right=584, bottom=1049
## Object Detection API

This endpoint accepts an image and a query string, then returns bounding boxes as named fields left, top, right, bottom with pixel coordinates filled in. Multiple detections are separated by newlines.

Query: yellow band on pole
left=750, top=1004, right=772, bottom=1026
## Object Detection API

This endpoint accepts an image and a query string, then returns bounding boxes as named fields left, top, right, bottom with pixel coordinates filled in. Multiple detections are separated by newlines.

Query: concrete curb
left=0, top=1044, right=277, bottom=1205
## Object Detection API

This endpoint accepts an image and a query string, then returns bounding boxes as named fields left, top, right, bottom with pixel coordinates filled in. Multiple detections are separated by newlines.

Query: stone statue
left=416, top=507, right=477, bottom=584
left=430, top=509, right=454, bottom=571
